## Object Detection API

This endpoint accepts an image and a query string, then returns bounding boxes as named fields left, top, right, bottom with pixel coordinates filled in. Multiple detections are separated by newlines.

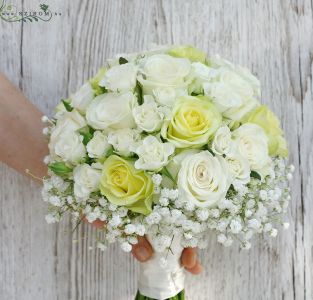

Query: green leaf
left=250, top=171, right=261, bottom=180
left=78, top=126, right=94, bottom=145
left=119, top=57, right=128, bottom=64
left=207, top=148, right=215, bottom=156
left=48, top=162, right=72, bottom=176
left=105, top=147, right=115, bottom=158
left=161, top=167, right=175, bottom=184
left=135, top=81, right=143, bottom=105
left=61, top=99, right=73, bottom=112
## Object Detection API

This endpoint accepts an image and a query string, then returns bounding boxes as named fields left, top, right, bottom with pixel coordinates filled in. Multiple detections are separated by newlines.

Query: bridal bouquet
left=42, top=45, right=293, bottom=300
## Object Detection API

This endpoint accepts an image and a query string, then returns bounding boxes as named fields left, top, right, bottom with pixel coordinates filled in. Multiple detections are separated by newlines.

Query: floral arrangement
left=42, top=45, right=293, bottom=300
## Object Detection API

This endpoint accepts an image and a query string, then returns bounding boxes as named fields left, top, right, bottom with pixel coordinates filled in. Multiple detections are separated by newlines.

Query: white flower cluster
left=42, top=45, right=293, bottom=254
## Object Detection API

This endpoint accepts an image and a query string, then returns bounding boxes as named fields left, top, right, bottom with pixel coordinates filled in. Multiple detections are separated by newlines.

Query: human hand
left=83, top=218, right=202, bottom=275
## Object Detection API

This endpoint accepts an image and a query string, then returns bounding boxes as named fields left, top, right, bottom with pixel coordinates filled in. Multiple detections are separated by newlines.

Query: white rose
left=70, top=82, right=95, bottom=112
left=188, top=62, right=216, bottom=94
left=178, top=151, right=231, bottom=207
left=138, top=54, right=191, bottom=94
left=51, top=110, right=86, bottom=135
left=153, top=87, right=187, bottom=106
left=99, top=63, right=138, bottom=92
left=86, top=92, right=136, bottom=130
left=73, top=164, right=101, bottom=199
left=54, top=131, right=86, bottom=163
left=225, top=151, right=250, bottom=185
left=235, top=65, right=261, bottom=97
left=107, top=128, right=140, bottom=156
left=132, top=96, right=163, bottom=132
left=49, top=110, right=86, bottom=161
left=86, top=131, right=111, bottom=158
left=203, top=81, right=243, bottom=112
left=134, top=136, right=175, bottom=171
left=212, top=126, right=234, bottom=155
left=203, top=68, right=259, bottom=121
left=232, top=123, right=270, bottom=173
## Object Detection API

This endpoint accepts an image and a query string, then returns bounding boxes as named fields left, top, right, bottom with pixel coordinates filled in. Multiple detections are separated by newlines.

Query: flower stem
left=135, top=290, right=185, bottom=300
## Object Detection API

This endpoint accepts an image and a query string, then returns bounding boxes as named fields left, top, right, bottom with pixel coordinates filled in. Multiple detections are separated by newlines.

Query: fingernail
left=135, top=246, right=150, bottom=261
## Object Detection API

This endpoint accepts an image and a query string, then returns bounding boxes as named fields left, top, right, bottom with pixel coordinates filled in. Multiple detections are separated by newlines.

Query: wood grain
left=0, top=0, right=312, bottom=299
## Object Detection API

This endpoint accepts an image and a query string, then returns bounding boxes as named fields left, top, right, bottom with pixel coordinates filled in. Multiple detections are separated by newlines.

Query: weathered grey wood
left=0, top=0, right=312, bottom=299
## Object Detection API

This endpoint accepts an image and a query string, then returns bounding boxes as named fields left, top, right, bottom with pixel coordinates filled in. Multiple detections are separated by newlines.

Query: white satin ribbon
left=138, top=235, right=185, bottom=299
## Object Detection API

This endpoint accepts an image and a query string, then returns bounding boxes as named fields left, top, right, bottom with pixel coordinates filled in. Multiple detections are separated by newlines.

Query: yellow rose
left=99, top=155, right=154, bottom=215
left=161, top=96, right=222, bottom=148
left=243, top=105, right=288, bottom=157
left=168, top=45, right=206, bottom=63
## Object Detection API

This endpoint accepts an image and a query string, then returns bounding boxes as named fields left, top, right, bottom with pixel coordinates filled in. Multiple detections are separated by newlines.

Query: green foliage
left=48, top=162, right=72, bottom=176
left=250, top=171, right=261, bottom=180
left=61, top=99, right=73, bottom=112
left=78, top=126, right=95, bottom=145
left=161, top=167, right=175, bottom=184
left=135, top=81, right=143, bottom=105
left=119, top=57, right=128, bottom=64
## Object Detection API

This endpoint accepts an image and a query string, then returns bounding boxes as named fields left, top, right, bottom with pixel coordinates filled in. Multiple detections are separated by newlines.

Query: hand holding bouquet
left=42, top=45, right=293, bottom=299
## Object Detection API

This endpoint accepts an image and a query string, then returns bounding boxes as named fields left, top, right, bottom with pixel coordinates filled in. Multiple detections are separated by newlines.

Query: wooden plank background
left=0, top=0, right=312, bottom=299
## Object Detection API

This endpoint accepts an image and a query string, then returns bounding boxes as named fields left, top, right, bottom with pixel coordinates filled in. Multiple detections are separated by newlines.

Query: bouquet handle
left=137, top=235, right=185, bottom=300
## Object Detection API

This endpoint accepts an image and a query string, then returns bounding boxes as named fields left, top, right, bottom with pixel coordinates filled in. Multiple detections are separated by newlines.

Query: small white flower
left=125, top=224, right=136, bottom=235
left=287, top=173, right=293, bottom=180
left=132, top=96, right=163, bottom=132
left=283, top=222, right=290, bottom=229
left=259, top=190, right=267, bottom=200
left=212, top=126, right=234, bottom=155
left=70, top=82, right=95, bottom=112
left=146, top=212, right=161, bottom=225
left=127, top=236, right=138, bottom=245
left=230, top=219, right=242, bottom=234
left=210, top=209, right=220, bottom=218
left=43, top=155, right=50, bottom=165
left=135, top=224, right=146, bottom=236
left=152, top=174, right=163, bottom=186
left=159, top=197, right=169, bottom=206
left=49, top=196, right=61, bottom=207
left=223, top=237, right=234, bottom=247
left=217, top=233, right=227, bottom=244
left=241, top=241, right=251, bottom=250
left=45, top=214, right=58, bottom=224
left=289, top=164, right=295, bottom=173
left=42, top=127, right=49, bottom=135
left=41, top=115, right=49, bottom=123
left=108, top=204, right=117, bottom=211
left=121, top=242, right=132, bottom=252
left=168, top=189, right=179, bottom=200
left=270, top=228, right=278, bottom=237
left=263, top=223, right=272, bottom=232
left=248, top=219, right=261, bottom=230
left=245, top=210, right=253, bottom=218
left=99, top=63, right=137, bottom=92
left=185, top=201, right=195, bottom=211
left=184, top=232, right=193, bottom=240
left=87, top=131, right=111, bottom=158
left=108, top=128, right=140, bottom=157
left=196, top=209, right=209, bottom=221
left=73, top=164, right=101, bottom=200
left=134, top=136, right=175, bottom=171
left=99, top=197, right=108, bottom=207
left=97, top=242, right=107, bottom=251
left=109, top=215, right=121, bottom=227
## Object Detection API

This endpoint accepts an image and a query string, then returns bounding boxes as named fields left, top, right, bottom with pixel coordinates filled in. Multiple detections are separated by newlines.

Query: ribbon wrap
left=138, top=235, right=185, bottom=299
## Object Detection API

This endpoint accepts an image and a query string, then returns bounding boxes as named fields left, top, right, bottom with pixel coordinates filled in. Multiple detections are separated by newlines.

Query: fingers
left=181, top=248, right=202, bottom=275
left=131, top=236, right=153, bottom=262
left=185, top=261, right=203, bottom=275
left=82, top=216, right=106, bottom=229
